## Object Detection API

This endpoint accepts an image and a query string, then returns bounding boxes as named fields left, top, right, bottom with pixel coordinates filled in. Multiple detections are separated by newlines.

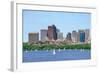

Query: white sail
left=58, top=48, right=61, bottom=52
left=53, top=49, right=56, bottom=55
left=35, top=49, right=38, bottom=51
left=80, top=49, right=84, bottom=52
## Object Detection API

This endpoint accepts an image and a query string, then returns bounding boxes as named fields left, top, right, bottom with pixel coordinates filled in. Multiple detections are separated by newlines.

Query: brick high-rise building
left=47, top=25, right=57, bottom=40
left=28, top=32, right=39, bottom=44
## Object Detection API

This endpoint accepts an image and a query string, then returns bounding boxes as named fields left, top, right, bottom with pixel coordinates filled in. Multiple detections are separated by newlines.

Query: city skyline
left=23, top=10, right=91, bottom=42
left=28, top=26, right=90, bottom=44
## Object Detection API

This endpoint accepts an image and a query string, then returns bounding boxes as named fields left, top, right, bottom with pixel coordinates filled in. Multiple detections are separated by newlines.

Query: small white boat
left=53, top=49, right=56, bottom=55
left=25, top=50, right=28, bottom=52
left=63, top=48, right=65, bottom=51
left=58, top=48, right=61, bottom=52
left=35, top=49, right=38, bottom=51
left=80, top=49, right=84, bottom=52
left=46, top=49, right=48, bottom=52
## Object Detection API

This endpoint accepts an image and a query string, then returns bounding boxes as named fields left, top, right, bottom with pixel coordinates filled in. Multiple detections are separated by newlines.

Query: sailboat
left=35, top=49, right=38, bottom=51
left=53, top=49, right=56, bottom=55
left=58, top=48, right=61, bottom=52
left=80, top=49, right=84, bottom=52
left=63, top=48, right=65, bottom=51
left=46, top=49, right=48, bottom=52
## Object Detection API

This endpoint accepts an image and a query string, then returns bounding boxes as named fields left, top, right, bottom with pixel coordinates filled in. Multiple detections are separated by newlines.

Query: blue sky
left=23, top=10, right=91, bottom=42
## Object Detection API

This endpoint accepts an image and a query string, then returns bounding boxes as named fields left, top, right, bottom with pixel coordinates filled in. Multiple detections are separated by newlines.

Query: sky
left=23, top=10, right=91, bottom=42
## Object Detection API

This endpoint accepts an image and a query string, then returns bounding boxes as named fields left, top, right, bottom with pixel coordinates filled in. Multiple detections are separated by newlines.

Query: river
left=23, top=49, right=91, bottom=62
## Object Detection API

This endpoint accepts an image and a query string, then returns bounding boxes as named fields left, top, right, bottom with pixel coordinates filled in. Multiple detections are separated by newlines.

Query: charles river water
left=23, top=49, right=91, bottom=62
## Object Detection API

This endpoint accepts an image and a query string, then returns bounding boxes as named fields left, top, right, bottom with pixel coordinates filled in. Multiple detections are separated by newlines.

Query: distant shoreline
left=23, top=43, right=91, bottom=51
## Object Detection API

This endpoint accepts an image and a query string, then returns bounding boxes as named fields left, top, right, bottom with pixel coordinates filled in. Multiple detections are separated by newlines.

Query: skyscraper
left=72, top=30, right=78, bottom=43
left=66, top=32, right=72, bottom=41
left=78, top=30, right=85, bottom=42
left=28, top=32, right=39, bottom=44
left=85, top=29, right=90, bottom=43
left=56, top=29, right=60, bottom=39
left=47, top=25, right=57, bottom=40
left=58, top=32, right=63, bottom=40
left=47, top=26, right=53, bottom=40
left=52, top=25, right=57, bottom=40
left=41, top=29, right=47, bottom=42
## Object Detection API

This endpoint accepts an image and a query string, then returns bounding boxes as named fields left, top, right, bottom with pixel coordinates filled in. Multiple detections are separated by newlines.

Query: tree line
left=23, top=43, right=91, bottom=51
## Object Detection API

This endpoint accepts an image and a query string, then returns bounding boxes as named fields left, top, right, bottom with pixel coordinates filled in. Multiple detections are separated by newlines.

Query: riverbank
left=23, top=43, right=91, bottom=51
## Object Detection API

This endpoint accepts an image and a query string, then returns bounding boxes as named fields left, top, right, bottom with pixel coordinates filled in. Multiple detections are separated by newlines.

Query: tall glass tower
left=79, top=30, right=85, bottom=42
